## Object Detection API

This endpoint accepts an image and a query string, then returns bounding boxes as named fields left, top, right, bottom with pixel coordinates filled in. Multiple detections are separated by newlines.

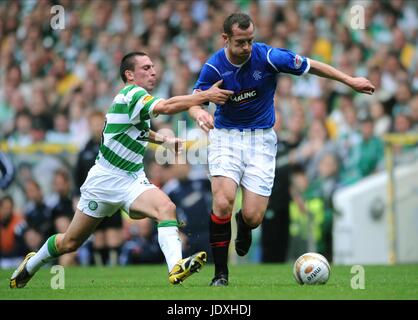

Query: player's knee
left=241, top=211, right=263, bottom=228
left=156, top=200, right=176, bottom=220
left=214, top=196, right=234, bottom=216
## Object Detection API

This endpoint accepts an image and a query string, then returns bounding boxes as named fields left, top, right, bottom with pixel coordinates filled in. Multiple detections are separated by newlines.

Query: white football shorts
left=77, top=163, right=157, bottom=219
left=208, top=127, right=277, bottom=197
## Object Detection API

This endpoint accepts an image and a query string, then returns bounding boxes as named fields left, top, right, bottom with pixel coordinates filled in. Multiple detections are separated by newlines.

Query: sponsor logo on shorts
left=259, top=185, right=270, bottom=192
left=88, top=201, right=98, bottom=211
left=209, top=161, right=222, bottom=170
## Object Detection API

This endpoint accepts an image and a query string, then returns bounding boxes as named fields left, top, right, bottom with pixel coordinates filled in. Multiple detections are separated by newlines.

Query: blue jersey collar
left=223, top=48, right=251, bottom=68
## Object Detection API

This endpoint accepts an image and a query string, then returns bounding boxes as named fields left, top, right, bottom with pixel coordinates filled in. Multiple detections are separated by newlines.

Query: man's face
left=25, top=182, right=42, bottom=202
left=126, top=55, right=157, bottom=91
left=223, top=23, right=254, bottom=63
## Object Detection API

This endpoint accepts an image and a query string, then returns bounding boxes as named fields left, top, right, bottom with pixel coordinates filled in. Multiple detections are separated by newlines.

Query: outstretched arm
left=153, top=80, right=233, bottom=115
left=308, top=59, right=375, bottom=95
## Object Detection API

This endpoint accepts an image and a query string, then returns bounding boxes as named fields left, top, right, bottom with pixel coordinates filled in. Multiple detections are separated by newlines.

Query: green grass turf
left=1, top=264, right=417, bottom=300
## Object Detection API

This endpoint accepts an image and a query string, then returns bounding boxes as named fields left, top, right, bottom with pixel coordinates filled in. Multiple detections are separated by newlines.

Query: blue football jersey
left=193, top=42, right=310, bottom=130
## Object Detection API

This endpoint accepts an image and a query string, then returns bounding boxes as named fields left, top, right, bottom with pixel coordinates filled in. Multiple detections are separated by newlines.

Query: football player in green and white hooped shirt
left=10, top=52, right=233, bottom=288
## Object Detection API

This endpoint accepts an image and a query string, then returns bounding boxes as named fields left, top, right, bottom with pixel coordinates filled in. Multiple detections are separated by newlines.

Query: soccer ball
left=293, top=252, right=331, bottom=285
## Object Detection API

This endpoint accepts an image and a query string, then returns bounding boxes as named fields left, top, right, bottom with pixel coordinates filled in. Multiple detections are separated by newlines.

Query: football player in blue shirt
left=189, top=13, right=375, bottom=286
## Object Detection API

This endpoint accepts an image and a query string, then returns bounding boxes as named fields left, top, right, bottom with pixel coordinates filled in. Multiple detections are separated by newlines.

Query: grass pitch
left=1, top=264, right=417, bottom=300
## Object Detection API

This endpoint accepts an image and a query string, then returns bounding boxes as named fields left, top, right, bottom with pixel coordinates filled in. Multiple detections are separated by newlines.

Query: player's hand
left=204, top=80, right=234, bottom=105
left=348, top=77, right=375, bottom=95
left=195, top=109, right=214, bottom=133
left=164, top=136, right=185, bottom=154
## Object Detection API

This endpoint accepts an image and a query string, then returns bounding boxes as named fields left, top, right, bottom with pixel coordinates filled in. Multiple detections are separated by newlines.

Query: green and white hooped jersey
left=97, top=84, right=162, bottom=172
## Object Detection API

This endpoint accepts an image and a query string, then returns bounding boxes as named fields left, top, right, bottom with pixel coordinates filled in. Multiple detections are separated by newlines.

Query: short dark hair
left=223, top=13, right=253, bottom=36
left=120, top=51, right=147, bottom=83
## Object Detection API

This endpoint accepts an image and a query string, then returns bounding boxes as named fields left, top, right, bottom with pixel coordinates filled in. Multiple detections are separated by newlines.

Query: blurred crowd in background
left=1, top=0, right=418, bottom=268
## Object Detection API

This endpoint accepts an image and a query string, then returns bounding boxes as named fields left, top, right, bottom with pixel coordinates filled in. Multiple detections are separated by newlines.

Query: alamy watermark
left=350, top=265, right=365, bottom=289
left=50, top=265, right=65, bottom=289
left=153, top=121, right=274, bottom=166
left=350, top=4, right=366, bottom=30
left=50, top=5, right=65, bottom=30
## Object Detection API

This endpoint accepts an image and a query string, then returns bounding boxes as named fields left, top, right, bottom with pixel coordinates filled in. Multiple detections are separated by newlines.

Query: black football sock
left=209, top=212, right=231, bottom=277
left=237, top=210, right=253, bottom=231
